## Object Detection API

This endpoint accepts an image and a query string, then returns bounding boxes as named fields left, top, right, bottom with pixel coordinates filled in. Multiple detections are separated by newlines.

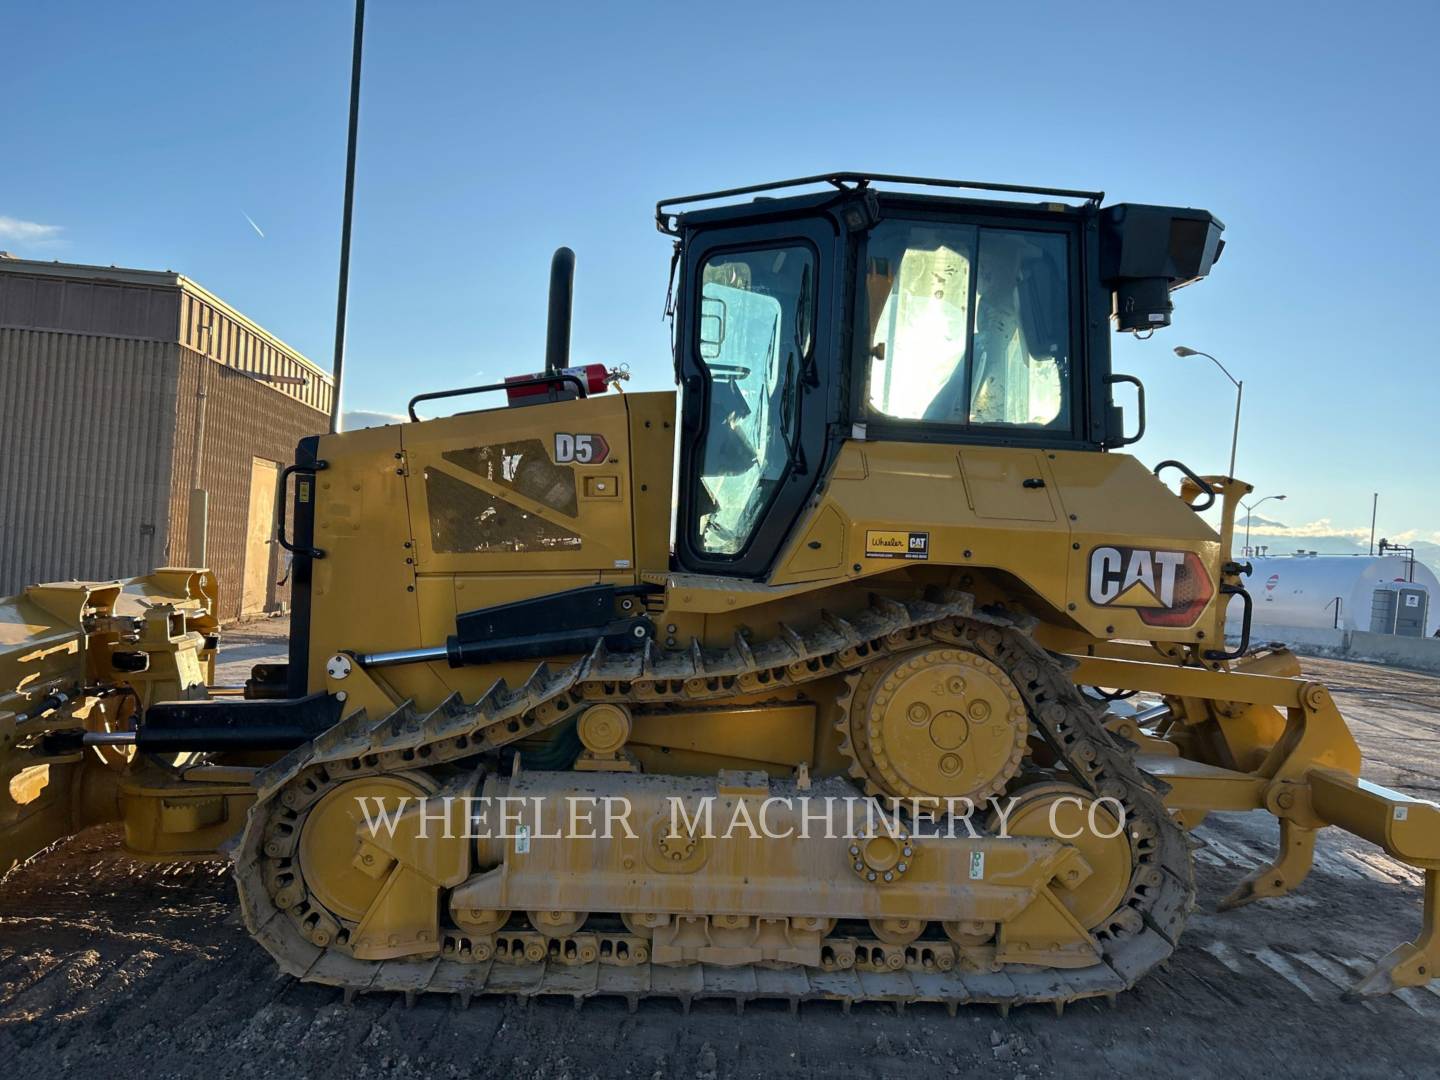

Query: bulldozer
left=2, top=172, right=1436, bottom=1013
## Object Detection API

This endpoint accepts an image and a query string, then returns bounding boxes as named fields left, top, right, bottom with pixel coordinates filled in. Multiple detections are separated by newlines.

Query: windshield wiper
left=796, top=266, right=818, bottom=387
left=778, top=348, right=807, bottom=475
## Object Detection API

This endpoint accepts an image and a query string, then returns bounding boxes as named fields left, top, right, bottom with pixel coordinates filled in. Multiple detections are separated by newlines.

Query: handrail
left=1154, top=459, right=1216, bottom=512
left=1204, top=584, right=1253, bottom=662
left=1105, top=373, right=1147, bottom=446
left=656, top=172, right=1104, bottom=233
left=407, top=373, right=586, bottom=422
left=276, top=461, right=327, bottom=558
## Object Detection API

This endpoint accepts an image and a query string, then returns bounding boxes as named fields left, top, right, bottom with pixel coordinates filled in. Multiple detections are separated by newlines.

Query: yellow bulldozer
left=2, top=173, right=1435, bottom=1012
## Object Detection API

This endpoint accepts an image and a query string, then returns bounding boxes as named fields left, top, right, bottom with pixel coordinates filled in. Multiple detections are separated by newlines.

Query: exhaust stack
left=545, top=246, right=576, bottom=373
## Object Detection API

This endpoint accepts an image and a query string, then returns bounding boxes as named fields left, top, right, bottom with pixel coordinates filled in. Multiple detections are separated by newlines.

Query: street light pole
left=329, top=0, right=366, bottom=435
left=1228, top=380, right=1243, bottom=482
left=1241, top=493, right=1287, bottom=554
left=1174, top=347, right=1242, bottom=479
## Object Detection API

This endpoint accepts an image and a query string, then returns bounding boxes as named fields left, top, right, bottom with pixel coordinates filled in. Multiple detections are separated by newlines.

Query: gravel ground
left=1, top=638, right=1437, bottom=1079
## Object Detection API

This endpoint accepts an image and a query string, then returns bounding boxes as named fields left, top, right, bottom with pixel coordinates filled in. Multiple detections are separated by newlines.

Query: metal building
left=0, top=255, right=333, bottom=621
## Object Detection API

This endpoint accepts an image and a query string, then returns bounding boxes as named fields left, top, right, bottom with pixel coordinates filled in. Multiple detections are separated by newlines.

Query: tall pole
left=328, top=0, right=366, bottom=435
left=187, top=317, right=214, bottom=567
left=1174, top=348, right=1243, bottom=480
left=1228, top=380, right=1243, bottom=480
left=1369, top=492, right=1378, bottom=556
left=1241, top=492, right=1285, bottom=556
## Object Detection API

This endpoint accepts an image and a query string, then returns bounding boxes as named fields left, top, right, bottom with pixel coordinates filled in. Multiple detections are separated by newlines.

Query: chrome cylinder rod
left=83, top=731, right=138, bottom=746
left=354, top=644, right=449, bottom=668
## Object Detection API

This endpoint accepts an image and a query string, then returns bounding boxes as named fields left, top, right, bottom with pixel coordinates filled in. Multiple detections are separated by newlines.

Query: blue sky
left=5, top=0, right=1437, bottom=547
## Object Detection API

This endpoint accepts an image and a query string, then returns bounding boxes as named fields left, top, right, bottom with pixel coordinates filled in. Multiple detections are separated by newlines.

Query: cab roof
left=656, top=172, right=1105, bottom=235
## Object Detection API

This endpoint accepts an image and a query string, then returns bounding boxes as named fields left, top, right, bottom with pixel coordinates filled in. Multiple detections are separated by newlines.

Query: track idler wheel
left=995, top=782, right=1134, bottom=930
left=296, top=773, right=436, bottom=924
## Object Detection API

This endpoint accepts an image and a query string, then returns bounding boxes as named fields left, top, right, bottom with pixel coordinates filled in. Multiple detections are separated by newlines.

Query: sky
left=4, top=0, right=1438, bottom=550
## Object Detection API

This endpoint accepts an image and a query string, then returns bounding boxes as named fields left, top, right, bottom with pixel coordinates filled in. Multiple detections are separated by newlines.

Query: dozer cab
left=3, top=173, right=1436, bottom=1012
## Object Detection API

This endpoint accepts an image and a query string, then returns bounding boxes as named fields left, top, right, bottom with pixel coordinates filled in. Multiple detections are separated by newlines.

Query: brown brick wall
left=168, top=347, right=328, bottom=622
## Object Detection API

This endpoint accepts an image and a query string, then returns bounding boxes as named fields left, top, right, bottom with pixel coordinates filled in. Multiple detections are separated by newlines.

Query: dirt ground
left=212, top=617, right=293, bottom=687
left=2, top=634, right=1438, bottom=1079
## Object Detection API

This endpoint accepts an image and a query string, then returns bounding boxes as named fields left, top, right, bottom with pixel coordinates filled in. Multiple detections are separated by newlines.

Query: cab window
left=864, top=221, right=1070, bottom=429
left=693, top=245, right=815, bottom=556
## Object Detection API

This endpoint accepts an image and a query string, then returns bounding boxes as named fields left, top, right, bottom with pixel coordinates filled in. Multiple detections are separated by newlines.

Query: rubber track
left=231, top=590, right=1194, bottom=1011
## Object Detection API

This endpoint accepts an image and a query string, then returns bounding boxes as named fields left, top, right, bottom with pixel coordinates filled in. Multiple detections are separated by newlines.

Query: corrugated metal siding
left=169, top=347, right=327, bottom=622
left=0, top=272, right=180, bottom=341
left=0, top=329, right=177, bottom=594
left=0, top=262, right=333, bottom=417
left=178, top=292, right=334, bottom=415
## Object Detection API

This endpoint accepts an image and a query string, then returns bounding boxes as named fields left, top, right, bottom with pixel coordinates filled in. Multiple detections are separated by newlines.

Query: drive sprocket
left=836, top=644, right=1029, bottom=803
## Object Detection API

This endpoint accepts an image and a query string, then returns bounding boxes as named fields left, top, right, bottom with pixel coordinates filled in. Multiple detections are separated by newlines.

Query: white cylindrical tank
left=1227, top=555, right=1439, bottom=636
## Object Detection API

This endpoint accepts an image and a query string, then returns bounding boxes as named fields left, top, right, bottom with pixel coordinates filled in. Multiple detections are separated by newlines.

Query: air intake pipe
left=545, top=246, right=576, bottom=373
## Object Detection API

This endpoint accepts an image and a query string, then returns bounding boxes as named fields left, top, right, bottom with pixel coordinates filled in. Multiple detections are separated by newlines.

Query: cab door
left=674, top=217, right=838, bottom=578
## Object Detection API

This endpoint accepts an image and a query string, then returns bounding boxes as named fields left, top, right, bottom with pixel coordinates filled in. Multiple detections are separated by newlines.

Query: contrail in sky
left=242, top=211, right=265, bottom=238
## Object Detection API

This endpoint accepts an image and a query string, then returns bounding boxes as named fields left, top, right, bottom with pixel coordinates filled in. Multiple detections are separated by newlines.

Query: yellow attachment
left=1309, top=772, right=1440, bottom=868
left=119, top=765, right=254, bottom=861
left=1068, top=654, right=1362, bottom=784
left=1353, top=871, right=1438, bottom=998
left=841, top=646, right=1028, bottom=802
left=1305, top=771, right=1440, bottom=996
left=1074, top=648, right=1438, bottom=997
left=1, top=569, right=216, bottom=875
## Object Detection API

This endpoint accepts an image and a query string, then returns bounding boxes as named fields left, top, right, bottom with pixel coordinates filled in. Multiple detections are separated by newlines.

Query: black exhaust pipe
left=545, top=246, right=576, bottom=373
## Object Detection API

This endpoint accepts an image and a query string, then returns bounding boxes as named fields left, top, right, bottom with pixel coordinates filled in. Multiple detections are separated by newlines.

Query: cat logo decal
left=1088, top=546, right=1213, bottom=627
